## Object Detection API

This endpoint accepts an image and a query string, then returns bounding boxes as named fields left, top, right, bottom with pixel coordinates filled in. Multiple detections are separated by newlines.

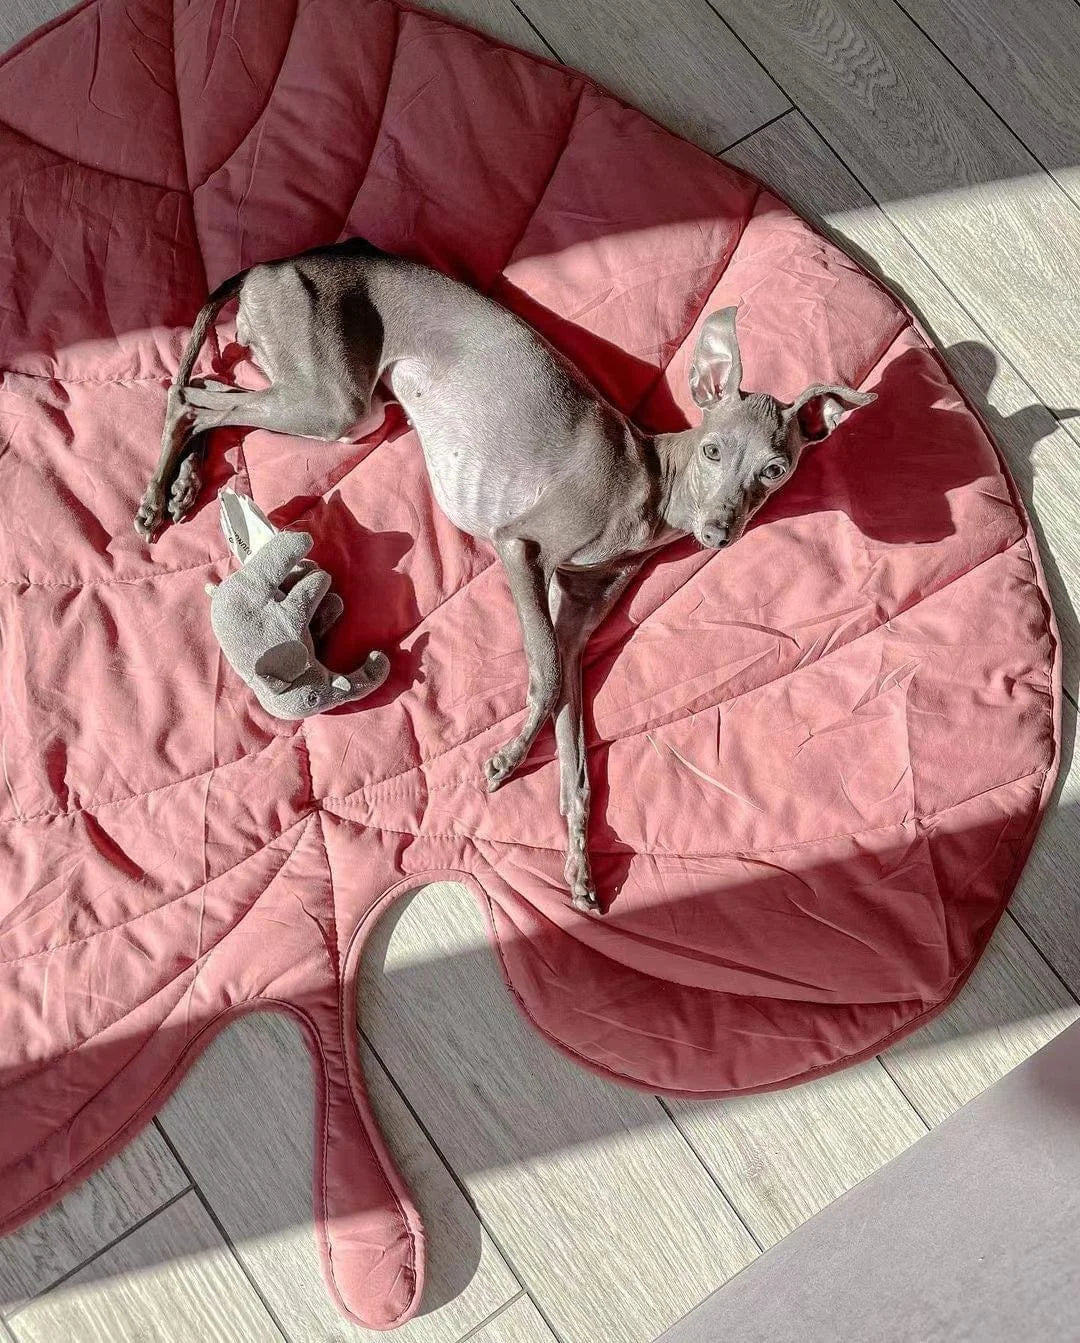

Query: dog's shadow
left=498, top=278, right=1050, bottom=550
left=528, top=333, right=1076, bottom=907
left=761, top=344, right=998, bottom=545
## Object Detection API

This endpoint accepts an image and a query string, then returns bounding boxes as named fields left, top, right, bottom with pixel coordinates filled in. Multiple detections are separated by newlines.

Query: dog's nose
left=701, top=522, right=729, bottom=549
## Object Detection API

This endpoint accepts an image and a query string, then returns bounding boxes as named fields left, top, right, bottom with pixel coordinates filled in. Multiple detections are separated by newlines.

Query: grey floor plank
left=898, top=0, right=1080, bottom=204
left=360, top=882, right=760, bottom=1343
left=418, top=0, right=555, bottom=58
left=0, top=1127, right=188, bottom=1315
left=724, top=109, right=1080, bottom=697
left=882, top=914, right=1078, bottom=1126
left=0, top=0, right=70, bottom=52
left=668, top=1059, right=926, bottom=1250
left=714, top=0, right=1080, bottom=411
left=467, top=1295, right=559, bottom=1343
left=510, top=0, right=789, bottom=151
left=157, top=1013, right=520, bottom=1342
left=6, top=1193, right=282, bottom=1343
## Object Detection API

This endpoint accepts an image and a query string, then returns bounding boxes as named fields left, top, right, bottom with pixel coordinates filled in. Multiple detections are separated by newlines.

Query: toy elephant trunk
left=206, top=491, right=389, bottom=720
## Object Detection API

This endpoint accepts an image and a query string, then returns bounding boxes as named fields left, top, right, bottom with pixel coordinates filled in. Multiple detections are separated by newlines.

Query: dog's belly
left=414, top=425, right=540, bottom=540
left=391, top=363, right=543, bottom=540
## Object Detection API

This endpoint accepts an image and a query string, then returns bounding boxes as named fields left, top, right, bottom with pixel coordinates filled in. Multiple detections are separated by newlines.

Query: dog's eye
left=702, top=441, right=722, bottom=462
left=760, top=459, right=788, bottom=483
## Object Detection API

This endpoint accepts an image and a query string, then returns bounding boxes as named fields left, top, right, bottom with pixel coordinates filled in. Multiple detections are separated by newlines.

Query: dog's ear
left=254, top=640, right=311, bottom=693
left=787, top=385, right=876, bottom=443
left=689, top=307, right=743, bottom=408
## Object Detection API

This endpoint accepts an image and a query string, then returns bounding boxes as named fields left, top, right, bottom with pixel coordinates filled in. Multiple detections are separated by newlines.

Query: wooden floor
left=3, top=1, right=1080, bottom=1340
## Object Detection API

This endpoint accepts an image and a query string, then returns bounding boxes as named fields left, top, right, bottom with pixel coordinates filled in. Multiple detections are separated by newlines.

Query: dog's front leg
left=551, top=632, right=594, bottom=913
left=483, top=531, right=561, bottom=792
left=550, top=561, right=641, bottom=914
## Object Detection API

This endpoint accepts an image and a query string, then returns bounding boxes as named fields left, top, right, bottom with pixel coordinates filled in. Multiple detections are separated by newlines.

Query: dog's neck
left=647, top=427, right=698, bottom=537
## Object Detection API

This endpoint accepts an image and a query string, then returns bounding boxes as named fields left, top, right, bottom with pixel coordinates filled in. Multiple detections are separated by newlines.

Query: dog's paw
left=168, top=457, right=201, bottom=522
left=134, top=481, right=165, bottom=539
left=569, top=883, right=601, bottom=916
left=565, top=851, right=601, bottom=915
left=483, top=747, right=520, bottom=793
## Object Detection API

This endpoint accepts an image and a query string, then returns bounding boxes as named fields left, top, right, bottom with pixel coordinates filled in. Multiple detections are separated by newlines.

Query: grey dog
left=136, top=238, right=874, bottom=914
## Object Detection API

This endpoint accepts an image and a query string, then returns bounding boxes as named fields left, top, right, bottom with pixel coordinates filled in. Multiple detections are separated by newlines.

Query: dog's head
left=670, top=308, right=875, bottom=550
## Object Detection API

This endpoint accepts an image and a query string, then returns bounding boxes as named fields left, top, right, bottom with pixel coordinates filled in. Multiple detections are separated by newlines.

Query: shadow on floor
left=2, top=781, right=1078, bottom=1319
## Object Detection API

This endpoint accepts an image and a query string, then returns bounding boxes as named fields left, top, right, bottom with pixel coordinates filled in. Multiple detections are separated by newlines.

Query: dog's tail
left=172, top=269, right=248, bottom=391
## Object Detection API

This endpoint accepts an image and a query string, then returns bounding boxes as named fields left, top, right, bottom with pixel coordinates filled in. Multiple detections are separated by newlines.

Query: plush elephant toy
left=205, top=489, right=389, bottom=720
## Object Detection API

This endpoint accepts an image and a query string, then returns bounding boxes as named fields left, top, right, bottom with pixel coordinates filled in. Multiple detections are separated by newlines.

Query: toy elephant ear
left=254, top=640, right=311, bottom=693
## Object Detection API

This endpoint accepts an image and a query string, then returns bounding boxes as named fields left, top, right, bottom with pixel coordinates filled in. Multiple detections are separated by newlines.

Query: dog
left=136, top=237, right=874, bottom=913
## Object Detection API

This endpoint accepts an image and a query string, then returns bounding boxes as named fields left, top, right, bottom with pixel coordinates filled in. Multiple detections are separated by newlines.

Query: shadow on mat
left=2, top=784, right=1077, bottom=1316
left=0, top=57, right=1077, bottom=1319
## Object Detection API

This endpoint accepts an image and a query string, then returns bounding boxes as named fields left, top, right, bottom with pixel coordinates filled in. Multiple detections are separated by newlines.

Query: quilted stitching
left=0, top=0, right=1059, bottom=1329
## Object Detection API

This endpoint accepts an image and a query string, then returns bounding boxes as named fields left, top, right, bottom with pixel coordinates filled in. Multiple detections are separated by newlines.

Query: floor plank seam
left=457, top=1290, right=527, bottom=1341
left=150, top=1120, right=291, bottom=1342
left=1003, top=908, right=1080, bottom=1009
left=717, top=106, right=793, bottom=157
left=655, top=1097, right=766, bottom=1254
left=875, top=1056, right=934, bottom=1129
left=870, top=1058, right=930, bottom=1134
left=786, top=108, right=1080, bottom=457
left=359, top=1029, right=568, bottom=1343
left=698, top=0, right=793, bottom=107
left=507, top=2, right=560, bottom=60
left=887, top=0, right=1080, bottom=210
left=2, top=1185, right=193, bottom=1321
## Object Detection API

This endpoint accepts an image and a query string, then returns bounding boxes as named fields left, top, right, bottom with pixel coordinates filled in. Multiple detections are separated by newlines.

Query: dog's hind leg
left=136, top=378, right=367, bottom=537
left=136, top=258, right=383, bottom=538
left=135, top=389, right=206, bottom=538
left=182, top=384, right=359, bottom=441
left=135, top=271, right=247, bottom=538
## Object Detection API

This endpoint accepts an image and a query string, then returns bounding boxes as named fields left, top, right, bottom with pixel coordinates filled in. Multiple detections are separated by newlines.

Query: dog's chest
left=566, top=511, right=657, bottom=567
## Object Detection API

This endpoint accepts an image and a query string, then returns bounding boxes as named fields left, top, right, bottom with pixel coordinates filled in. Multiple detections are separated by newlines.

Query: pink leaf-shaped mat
left=0, top=0, right=1059, bottom=1327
